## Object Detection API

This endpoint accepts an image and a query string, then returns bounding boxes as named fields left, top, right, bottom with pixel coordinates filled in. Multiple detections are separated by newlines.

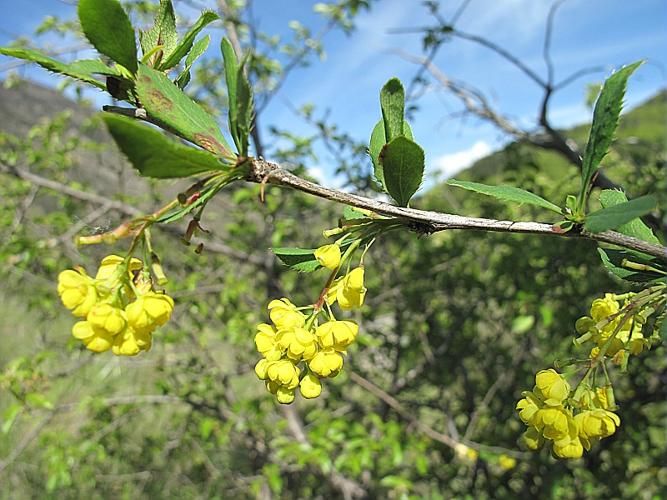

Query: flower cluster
left=253, top=261, right=366, bottom=404
left=574, top=293, right=651, bottom=367
left=516, top=369, right=620, bottom=459
left=57, top=255, right=174, bottom=356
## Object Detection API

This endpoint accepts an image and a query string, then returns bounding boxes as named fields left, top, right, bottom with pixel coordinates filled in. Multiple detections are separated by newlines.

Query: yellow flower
left=268, top=298, right=306, bottom=329
left=624, top=322, right=646, bottom=355
left=126, top=292, right=174, bottom=333
left=315, top=320, right=358, bottom=350
left=533, top=406, right=572, bottom=440
left=57, top=269, right=97, bottom=317
left=336, top=267, right=367, bottom=310
left=590, top=294, right=619, bottom=322
left=552, top=434, right=583, bottom=459
left=95, top=254, right=142, bottom=282
left=595, top=322, right=625, bottom=356
left=534, top=369, right=570, bottom=406
left=575, top=409, right=620, bottom=442
left=516, top=392, right=542, bottom=425
left=522, top=427, right=544, bottom=450
left=308, top=349, right=343, bottom=377
left=71, top=321, right=113, bottom=353
left=255, top=359, right=270, bottom=380
left=112, top=327, right=151, bottom=356
left=267, top=359, right=300, bottom=389
left=454, top=443, right=477, bottom=462
left=299, top=373, right=322, bottom=399
left=254, top=323, right=282, bottom=361
left=498, top=454, right=517, bottom=470
left=314, top=244, right=341, bottom=270
left=276, top=386, right=295, bottom=404
left=277, top=327, right=318, bottom=361
left=87, top=303, right=127, bottom=336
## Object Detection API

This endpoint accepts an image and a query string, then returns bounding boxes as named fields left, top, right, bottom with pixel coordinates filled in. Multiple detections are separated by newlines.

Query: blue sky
left=1, top=0, right=666, bottom=185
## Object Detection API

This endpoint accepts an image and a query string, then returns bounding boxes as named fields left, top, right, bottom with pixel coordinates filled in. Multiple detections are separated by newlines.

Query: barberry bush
left=0, top=0, right=665, bottom=496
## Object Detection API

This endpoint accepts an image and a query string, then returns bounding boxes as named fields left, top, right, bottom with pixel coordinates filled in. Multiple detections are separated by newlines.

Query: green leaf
left=235, top=60, right=254, bottom=157
left=380, top=78, right=405, bottom=142
left=159, top=11, right=219, bottom=70
left=599, top=190, right=660, bottom=244
left=381, top=136, right=425, bottom=207
left=660, top=315, right=667, bottom=341
left=139, top=0, right=177, bottom=61
left=136, top=63, right=234, bottom=158
left=584, top=194, right=657, bottom=233
left=447, top=179, right=562, bottom=213
left=2, top=403, right=21, bottom=434
left=103, top=114, right=225, bottom=178
left=25, top=393, right=53, bottom=410
left=578, top=61, right=643, bottom=208
left=175, top=34, right=210, bottom=89
left=78, top=0, right=137, bottom=73
left=272, top=247, right=322, bottom=273
left=221, top=38, right=240, bottom=149
left=598, top=248, right=662, bottom=283
left=369, top=119, right=413, bottom=188
left=343, top=206, right=367, bottom=221
left=0, top=48, right=111, bottom=89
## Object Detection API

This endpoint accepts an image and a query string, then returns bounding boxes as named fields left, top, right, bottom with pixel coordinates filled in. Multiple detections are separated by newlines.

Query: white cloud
left=462, top=0, right=580, bottom=42
left=308, top=166, right=325, bottom=183
left=431, top=140, right=492, bottom=178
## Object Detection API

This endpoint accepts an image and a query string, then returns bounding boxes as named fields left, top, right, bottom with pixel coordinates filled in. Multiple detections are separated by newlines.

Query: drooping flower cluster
left=253, top=259, right=366, bottom=404
left=516, top=369, right=620, bottom=459
left=574, top=293, right=651, bottom=366
left=57, top=255, right=174, bottom=356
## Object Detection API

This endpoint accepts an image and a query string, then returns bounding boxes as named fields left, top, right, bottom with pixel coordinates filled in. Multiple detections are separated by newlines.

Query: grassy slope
left=423, top=90, right=667, bottom=213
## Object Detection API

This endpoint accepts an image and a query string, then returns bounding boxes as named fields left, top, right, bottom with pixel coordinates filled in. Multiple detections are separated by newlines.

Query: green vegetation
left=0, top=0, right=665, bottom=498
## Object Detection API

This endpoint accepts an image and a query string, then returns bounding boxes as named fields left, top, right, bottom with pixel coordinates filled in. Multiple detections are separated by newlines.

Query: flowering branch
left=245, top=158, right=667, bottom=262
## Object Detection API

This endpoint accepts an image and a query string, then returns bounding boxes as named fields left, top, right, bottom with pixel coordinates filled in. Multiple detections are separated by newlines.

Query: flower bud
left=336, top=267, right=366, bottom=310
left=299, top=373, right=322, bottom=399
left=276, top=386, right=295, bottom=404
left=314, top=244, right=341, bottom=270
left=498, top=454, right=517, bottom=470
left=534, top=369, right=570, bottom=406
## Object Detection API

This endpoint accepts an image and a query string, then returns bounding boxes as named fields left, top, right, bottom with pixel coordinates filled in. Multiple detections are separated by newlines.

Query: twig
left=281, top=405, right=367, bottom=499
left=0, top=162, right=263, bottom=264
left=348, top=371, right=528, bottom=459
left=246, top=158, right=667, bottom=262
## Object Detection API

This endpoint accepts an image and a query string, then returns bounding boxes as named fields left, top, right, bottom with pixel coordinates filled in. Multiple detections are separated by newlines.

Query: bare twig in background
left=0, top=161, right=263, bottom=264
